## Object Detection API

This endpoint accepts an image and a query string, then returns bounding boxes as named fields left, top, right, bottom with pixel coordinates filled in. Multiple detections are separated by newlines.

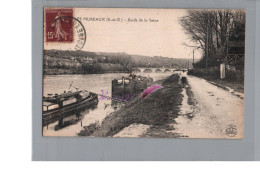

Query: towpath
left=175, top=75, right=244, bottom=139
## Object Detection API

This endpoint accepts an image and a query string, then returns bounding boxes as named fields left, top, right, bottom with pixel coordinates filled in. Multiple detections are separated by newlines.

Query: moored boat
left=112, top=74, right=153, bottom=96
left=43, top=90, right=98, bottom=126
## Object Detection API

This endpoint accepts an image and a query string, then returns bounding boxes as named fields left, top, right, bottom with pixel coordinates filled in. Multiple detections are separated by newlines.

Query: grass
left=79, top=74, right=184, bottom=137
left=206, top=78, right=244, bottom=93
left=78, top=121, right=100, bottom=136
left=188, top=69, right=244, bottom=93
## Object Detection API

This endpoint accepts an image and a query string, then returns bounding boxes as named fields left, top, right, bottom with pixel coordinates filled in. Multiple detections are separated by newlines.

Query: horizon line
left=44, top=49, right=201, bottom=60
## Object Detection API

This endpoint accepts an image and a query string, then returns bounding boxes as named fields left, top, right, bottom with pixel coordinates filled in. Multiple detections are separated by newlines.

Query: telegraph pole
left=182, top=42, right=201, bottom=68
left=206, top=26, right=208, bottom=69
left=205, top=14, right=209, bottom=69
left=193, top=50, right=194, bottom=65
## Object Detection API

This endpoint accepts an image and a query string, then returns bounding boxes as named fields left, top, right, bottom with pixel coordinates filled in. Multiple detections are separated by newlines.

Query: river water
left=43, top=72, right=172, bottom=136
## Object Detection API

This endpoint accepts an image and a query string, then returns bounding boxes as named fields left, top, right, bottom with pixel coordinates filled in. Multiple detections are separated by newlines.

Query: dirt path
left=175, top=75, right=244, bottom=139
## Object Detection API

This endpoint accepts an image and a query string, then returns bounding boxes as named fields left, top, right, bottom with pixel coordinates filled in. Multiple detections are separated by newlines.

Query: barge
left=43, top=90, right=98, bottom=126
left=112, top=74, right=153, bottom=97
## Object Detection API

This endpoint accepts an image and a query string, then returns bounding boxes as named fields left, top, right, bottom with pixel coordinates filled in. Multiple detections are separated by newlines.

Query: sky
left=44, top=8, right=203, bottom=59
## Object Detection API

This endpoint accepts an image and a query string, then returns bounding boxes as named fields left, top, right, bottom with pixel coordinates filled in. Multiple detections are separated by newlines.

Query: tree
left=179, top=10, right=245, bottom=68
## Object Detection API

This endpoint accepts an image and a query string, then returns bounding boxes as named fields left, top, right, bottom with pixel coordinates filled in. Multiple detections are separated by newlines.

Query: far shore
left=43, top=70, right=131, bottom=75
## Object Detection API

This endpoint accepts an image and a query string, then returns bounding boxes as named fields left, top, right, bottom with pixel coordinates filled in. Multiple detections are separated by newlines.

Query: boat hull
left=43, top=94, right=98, bottom=126
left=112, top=77, right=153, bottom=97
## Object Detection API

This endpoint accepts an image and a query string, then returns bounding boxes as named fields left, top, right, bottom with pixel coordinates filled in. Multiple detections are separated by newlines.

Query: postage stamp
left=44, top=8, right=74, bottom=42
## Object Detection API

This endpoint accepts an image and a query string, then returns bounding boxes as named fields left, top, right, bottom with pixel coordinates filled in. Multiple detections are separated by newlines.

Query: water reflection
left=43, top=73, right=172, bottom=136
left=52, top=104, right=97, bottom=131
left=45, top=103, right=98, bottom=130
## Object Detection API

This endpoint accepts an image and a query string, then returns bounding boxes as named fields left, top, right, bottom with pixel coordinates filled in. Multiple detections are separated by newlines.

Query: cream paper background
left=44, top=8, right=203, bottom=59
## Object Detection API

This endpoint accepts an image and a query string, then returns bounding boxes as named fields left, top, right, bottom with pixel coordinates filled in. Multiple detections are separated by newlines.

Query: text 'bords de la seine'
left=76, top=17, right=159, bottom=22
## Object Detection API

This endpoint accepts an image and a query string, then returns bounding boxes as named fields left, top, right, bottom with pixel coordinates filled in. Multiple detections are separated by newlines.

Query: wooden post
left=220, top=63, right=225, bottom=79
left=58, top=101, right=63, bottom=108
left=122, top=77, right=125, bottom=97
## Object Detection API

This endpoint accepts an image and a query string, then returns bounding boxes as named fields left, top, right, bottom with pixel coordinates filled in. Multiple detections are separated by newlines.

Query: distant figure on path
left=180, top=70, right=187, bottom=88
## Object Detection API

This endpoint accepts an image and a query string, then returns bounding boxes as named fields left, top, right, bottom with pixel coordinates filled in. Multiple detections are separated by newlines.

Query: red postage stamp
left=44, top=8, right=73, bottom=42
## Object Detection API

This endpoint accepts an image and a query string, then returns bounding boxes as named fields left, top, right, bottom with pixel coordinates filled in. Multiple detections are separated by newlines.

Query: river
left=43, top=72, right=172, bottom=136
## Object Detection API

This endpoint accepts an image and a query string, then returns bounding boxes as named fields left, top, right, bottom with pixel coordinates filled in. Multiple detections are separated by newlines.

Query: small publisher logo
left=225, top=125, right=237, bottom=137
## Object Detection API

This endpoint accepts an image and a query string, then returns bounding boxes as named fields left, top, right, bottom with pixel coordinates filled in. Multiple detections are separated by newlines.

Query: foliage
left=43, top=50, right=194, bottom=75
left=179, top=10, right=245, bottom=67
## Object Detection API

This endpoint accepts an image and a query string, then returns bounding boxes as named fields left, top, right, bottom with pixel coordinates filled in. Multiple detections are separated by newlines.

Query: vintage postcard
left=43, top=8, right=245, bottom=138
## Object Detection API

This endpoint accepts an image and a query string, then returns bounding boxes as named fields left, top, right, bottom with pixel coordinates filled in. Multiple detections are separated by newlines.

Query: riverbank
left=44, top=49, right=190, bottom=75
left=44, top=68, right=130, bottom=75
left=78, top=74, right=185, bottom=137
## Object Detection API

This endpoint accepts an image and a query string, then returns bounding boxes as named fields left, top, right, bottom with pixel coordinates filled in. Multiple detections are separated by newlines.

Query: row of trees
left=102, top=55, right=133, bottom=71
left=179, top=9, right=245, bottom=68
left=44, top=50, right=192, bottom=74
